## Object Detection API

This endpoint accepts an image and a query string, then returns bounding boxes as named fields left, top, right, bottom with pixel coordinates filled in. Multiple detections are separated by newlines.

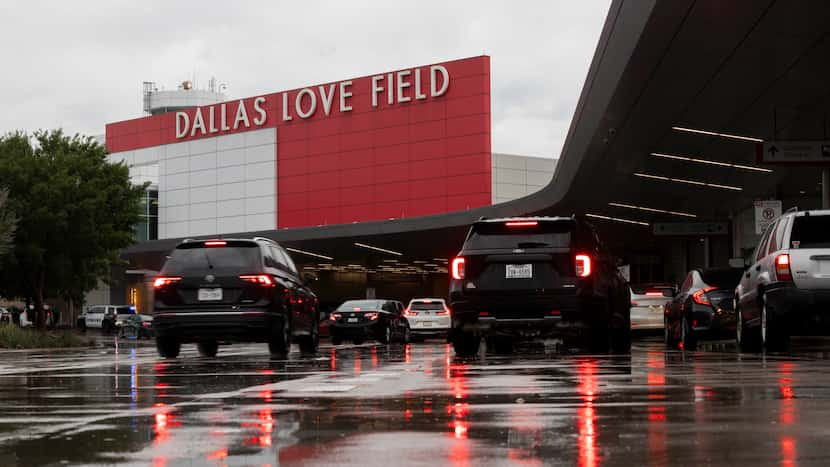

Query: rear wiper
left=517, top=242, right=552, bottom=248
left=202, top=249, right=214, bottom=269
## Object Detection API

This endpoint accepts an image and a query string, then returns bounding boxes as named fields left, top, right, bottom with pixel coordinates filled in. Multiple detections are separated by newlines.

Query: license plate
left=198, top=288, right=223, bottom=301
left=347, top=317, right=358, bottom=323
left=422, top=322, right=433, bottom=327
left=506, top=264, right=533, bottom=279
left=649, top=306, right=662, bottom=313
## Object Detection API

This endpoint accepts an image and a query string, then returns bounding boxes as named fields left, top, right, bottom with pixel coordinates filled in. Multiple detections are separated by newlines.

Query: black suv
left=448, top=216, right=630, bottom=355
left=152, top=237, right=319, bottom=358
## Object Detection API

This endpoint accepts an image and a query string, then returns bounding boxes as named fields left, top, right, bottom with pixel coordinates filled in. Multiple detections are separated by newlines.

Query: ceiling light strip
left=671, top=126, right=764, bottom=143
left=608, top=202, right=697, bottom=218
left=634, top=172, right=743, bottom=191
left=651, top=152, right=772, bottom=173
left=354, top=242, right=404, bottom=256
left=285, top=247, right=333, bottom=261
left=585, top=213, right=650, bottom=226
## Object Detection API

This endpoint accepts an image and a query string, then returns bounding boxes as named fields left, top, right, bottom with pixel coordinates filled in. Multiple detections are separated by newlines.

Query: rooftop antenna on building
left=142, top=82, right=156, bottom=115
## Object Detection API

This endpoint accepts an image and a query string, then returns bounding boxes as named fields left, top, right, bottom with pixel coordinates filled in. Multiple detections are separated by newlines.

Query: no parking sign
left=754, top=200, right=781, bottom=234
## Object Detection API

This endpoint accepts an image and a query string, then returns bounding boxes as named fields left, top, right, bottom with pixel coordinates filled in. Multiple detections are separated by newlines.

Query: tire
left=331, top=333, right=343, bottom=346
left=451, top=330, right=480, bottom=357
left=762, top=297, right=790, bottom=352
left=156, top=337, right=181, bottom=359
left=402, top=326, right=411, bottom=344
left=588, top=324, right=611, bottom=353
left=610, top=319, right=631, bottom=353
left=736, top=299, right=762, bottom=353
left=664, top=317, right=678, bottom=349
left=352, top=337, right=365, bottom=345
left=298, top=322, right=319, bottom=355
left=268, top=318, right=290, bottom=358
left=378, top=325, right=392, bottom=344
left=680, top=315, right=697, bottom=351
left=197, top=341, right=219, bottom=357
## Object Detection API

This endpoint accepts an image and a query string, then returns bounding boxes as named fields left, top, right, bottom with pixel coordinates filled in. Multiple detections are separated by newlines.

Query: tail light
left=365, top=312, right=379, bottom=321
left=775, top=253, right=793, bottom=282
left=575, top=254, right=592, bottom=277
left=505, top=221, right=538, bottom=227
left=436, top=306, right=451, bottom=316
left=403, top=307, right=416, bottom=317
left=142, top=322, right=151, bottom=328
left=691, top=286, right=717, bottom=306
left=204, top=241, right=227, bottom=247
left=239, top=274, right=275, bottom=287
left=329, top=312, right=341, bottom=321
left=631, top=300, right=640, bottom=307
left=451, top=257, right=465, bottom=280
left=153, top=276, right=181, bottom=289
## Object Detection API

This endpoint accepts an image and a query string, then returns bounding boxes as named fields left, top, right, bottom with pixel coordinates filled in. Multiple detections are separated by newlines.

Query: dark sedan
left=664, top=267, right=743, bottom=350
left=329, top=299, right=410, bottom=345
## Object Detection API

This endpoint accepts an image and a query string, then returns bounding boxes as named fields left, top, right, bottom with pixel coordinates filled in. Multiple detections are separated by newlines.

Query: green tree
left=0, top=130, right=146, bottom=328
left=0, top=188, right=16, bottom=257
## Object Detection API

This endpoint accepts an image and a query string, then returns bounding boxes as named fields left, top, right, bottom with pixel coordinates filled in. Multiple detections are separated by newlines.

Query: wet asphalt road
left=1, top=336, right=830, bottom=466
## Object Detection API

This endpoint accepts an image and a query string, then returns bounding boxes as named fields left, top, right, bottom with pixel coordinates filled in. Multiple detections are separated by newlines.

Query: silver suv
left=735, top=209, right=830, bottom=351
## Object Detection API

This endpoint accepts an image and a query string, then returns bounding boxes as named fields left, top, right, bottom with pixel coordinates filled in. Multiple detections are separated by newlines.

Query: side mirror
left=303, top=273, right=317, bottom=285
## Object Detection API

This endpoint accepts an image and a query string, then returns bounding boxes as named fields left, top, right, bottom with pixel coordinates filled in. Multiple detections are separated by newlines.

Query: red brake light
left=403, top=307, right=416, bottom=317
left=645, top=291, right=663, bottom=297
left=204, top=241, right=227, bottom=247
left=365, top=312, right=379, bottom=321
left=575, top=254, right=592, bottom=277
left=776, top=253, right=792, bottom=281
left=505, top=221, right=538, bottom=227
left=436, top=306, right=451, bottom=316
left=153, top=276, right=181, bottom=289
left=330, top=312, right=341, bottom=321
left=239, top=274, right=275, bottom=287
left=692, top=286, right=717, bottom=306
left=451, top=257, right=465, bottom=280
left=631, top=300, right=640, bottom=307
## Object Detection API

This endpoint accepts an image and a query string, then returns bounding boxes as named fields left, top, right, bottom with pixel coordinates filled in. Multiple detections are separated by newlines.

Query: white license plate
left=649, top=306, right=663, bottom=313
left=506, top=264, right=533, bottom=279
left=347, top=317, right=358, bottom=323
left=198, top=288, right=223, bottom=301
left=421, top=322, right=433, bottom=327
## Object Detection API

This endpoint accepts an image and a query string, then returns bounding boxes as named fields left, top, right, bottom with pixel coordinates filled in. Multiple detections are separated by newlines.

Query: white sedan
left=630, top=285, right=675, bottom=330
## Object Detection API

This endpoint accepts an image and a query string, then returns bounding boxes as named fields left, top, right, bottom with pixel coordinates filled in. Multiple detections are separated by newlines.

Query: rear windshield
left=465, top=221, right=571, bottom=250
left=630, top=285, right=674, bottom=297
left=790, top=215, right=830, bottom=249
left=700, top=269, right=743, bottom=288
left=411, top=302, right=445, bottom=310
left=338, top=300, right=383, bottom=311
left=162, top=242, right=261, bottom=274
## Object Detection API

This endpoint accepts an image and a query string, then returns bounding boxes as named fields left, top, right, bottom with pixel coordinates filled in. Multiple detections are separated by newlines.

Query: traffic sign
left=754, top=200, right=781, bottom=234
left=758, top=140, right=830, bottom=164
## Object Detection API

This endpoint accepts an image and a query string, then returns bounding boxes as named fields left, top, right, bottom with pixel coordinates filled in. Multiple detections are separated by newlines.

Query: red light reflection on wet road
left=577, top=361, right=598, bottom=467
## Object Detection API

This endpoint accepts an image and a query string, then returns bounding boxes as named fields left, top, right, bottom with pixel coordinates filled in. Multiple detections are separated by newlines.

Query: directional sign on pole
left=757, top=140, right=830, bottom=165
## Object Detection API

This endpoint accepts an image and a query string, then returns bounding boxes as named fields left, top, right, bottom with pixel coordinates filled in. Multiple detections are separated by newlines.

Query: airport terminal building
left=94, top=56, right=557, bottom=310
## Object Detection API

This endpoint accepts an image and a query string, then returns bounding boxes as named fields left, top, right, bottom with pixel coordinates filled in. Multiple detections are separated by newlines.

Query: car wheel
left=664, top=317, right=678, bottom=349
left=451, top=329, right=480, bottom=357
left=762, top=296, right=790, bottom=352
left=197, top=341, right=219, bottom=357
left=268, top=318, right=291, bottom=358
left=680, top=315, right=697, bottom=351
left=402, top=326, right=411, bottom=344
left=736, top=300, right=761, bottom=352
left=610, top=319, right=631, bottom=354
left=298, top=322, right=319, bottom=355
left=331, top=333, right=343, bottom=345
left=352, top=337, right=365, bottom=345
left=156, top=337, right=181, bottom=359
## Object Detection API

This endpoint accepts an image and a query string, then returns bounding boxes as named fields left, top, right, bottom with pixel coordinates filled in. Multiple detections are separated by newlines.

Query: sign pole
left=823, top=168, right=830, bottom=209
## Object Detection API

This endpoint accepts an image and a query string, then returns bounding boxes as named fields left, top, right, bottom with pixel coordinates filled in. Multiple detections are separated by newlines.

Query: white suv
left=404, top=298, right=451, bottom=340
left=735, top=209, right=830, bottom=351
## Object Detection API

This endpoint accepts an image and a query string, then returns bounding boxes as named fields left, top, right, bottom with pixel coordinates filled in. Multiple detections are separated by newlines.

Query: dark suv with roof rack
left=152, top=237, right=319, bottom=358
left=448, top=216, right=630, bottom=355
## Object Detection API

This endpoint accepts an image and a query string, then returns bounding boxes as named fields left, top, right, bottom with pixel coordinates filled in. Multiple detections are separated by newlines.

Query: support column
left=823, top=168, right=830, bottom=209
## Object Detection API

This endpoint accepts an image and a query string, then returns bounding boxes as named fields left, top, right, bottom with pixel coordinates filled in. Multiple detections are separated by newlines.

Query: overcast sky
left=0, top=1, right=610, bottom=159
